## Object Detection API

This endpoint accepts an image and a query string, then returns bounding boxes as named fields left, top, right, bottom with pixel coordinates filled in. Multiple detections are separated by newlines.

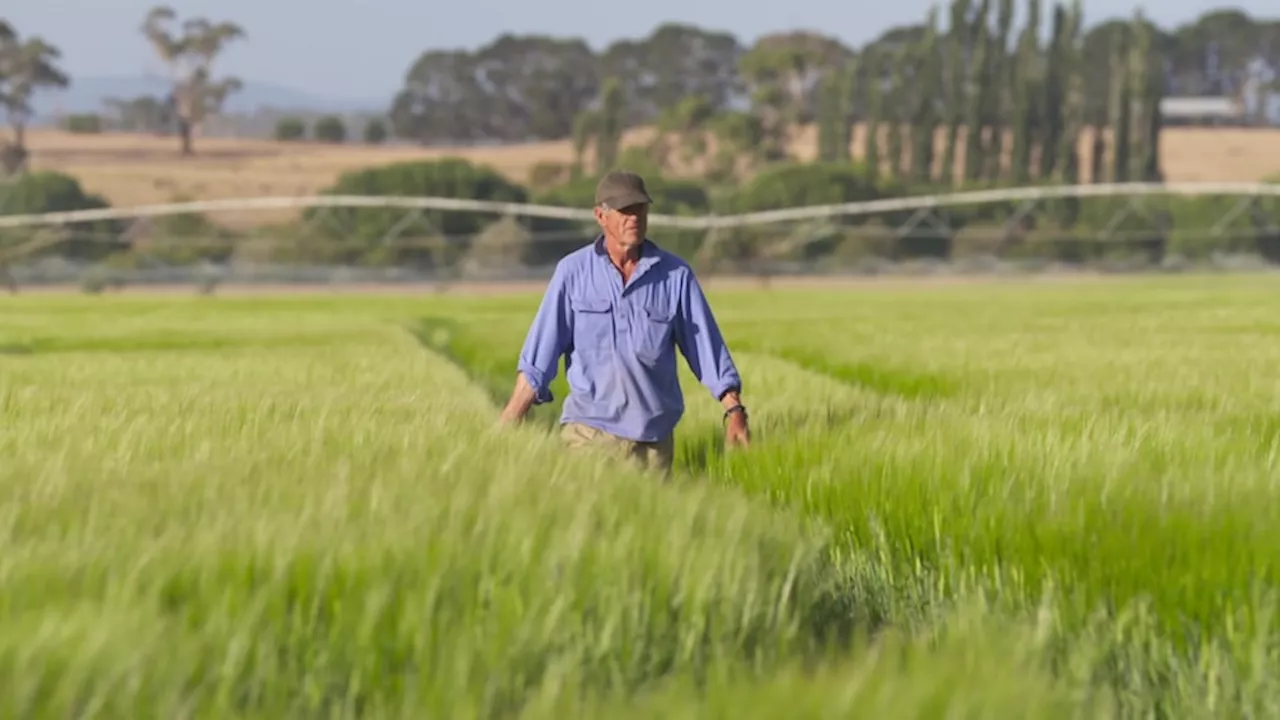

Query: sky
left=8, top=0, right=1278, bottom=103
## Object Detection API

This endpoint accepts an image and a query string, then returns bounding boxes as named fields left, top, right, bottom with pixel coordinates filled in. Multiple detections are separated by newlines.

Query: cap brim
left=601, top=191, right=653, bottom=209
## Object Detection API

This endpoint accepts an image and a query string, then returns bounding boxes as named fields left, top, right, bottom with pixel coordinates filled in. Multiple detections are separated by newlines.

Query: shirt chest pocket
left=570, top=296, right=614, bottom=354
left=634, top=304, right=675, bottom=363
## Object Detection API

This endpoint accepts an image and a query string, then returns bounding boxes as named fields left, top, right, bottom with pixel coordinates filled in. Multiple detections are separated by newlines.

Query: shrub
left=699, top=162, right=887, bottom=270
left=274, top=118, right=306, bottom=141
left=0, top=142, right=28, bottom=175
left=313, top=116, right=347, bottom=144
left=932, top=179, right=1280, bottom=265
left=724, top=162, right=880, bottom=215
left=459, top=216, right=534, bottom=277
left=63, top=114, right=103, bottom=134
left=0, top=171, right=123, bottom=262
left=362, top=119, right=388, bottom=145
left=304, top=157, right=574, bottom=271
left=129, top=195, right=238, bottom=266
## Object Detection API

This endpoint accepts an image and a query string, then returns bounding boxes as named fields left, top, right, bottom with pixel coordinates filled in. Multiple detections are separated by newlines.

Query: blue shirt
left=516, top=235, right=742, bottom=443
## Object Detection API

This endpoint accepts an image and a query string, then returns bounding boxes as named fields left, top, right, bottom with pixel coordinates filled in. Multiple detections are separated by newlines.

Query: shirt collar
left=592, top=234, right=664, bottom=291
left=592, top=234, right=661, bottom=267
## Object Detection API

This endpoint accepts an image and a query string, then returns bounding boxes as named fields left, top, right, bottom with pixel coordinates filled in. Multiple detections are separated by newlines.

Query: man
left=499, top=170, right=749, bottom=474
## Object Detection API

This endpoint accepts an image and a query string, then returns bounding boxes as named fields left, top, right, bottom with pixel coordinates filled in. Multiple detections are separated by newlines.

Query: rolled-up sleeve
left=674, top=269, right=742, bottom=400
left=517, top=262, right=572, bottom=405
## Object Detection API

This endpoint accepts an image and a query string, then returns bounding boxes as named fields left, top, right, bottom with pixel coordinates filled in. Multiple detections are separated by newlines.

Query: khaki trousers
left=560, top=422, right=674, bottom=475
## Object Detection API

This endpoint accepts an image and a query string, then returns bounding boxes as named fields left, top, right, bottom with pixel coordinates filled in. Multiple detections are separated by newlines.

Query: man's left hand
left=725, top=411, right=750, bottom=448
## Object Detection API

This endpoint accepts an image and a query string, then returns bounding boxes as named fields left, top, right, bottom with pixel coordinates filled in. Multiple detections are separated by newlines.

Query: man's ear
left=593, top=206, right=606, bottom=227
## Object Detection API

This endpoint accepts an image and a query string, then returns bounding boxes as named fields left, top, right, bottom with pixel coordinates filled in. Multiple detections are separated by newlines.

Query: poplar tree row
left=815, top=0, right=1165, bottom=188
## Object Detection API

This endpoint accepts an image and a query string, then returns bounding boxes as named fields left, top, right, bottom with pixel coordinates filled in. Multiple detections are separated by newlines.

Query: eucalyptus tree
left=141, top=5, right=246, bottom=155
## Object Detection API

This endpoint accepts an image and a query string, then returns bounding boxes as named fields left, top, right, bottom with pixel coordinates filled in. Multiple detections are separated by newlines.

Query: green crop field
left=2, top=273, right=1279, bottom=718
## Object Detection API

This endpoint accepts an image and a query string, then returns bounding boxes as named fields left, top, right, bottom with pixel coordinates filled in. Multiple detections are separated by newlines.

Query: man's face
left=597, top=202, right=648, bottom=249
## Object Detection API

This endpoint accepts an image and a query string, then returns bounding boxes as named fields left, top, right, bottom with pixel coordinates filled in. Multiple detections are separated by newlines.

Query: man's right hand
left=499, top=373, right=538, bottom=427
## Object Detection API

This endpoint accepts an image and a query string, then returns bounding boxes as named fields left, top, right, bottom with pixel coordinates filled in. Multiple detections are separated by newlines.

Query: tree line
left=2, top=7, right=1279, bottom=170
left=389, top=6, right=1279, bottom=188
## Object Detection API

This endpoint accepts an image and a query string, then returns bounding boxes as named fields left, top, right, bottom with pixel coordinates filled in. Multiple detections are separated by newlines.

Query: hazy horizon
left=7, top=0, right=1278, bottom=104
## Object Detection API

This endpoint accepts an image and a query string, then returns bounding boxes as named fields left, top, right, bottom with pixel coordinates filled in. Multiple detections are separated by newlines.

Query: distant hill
left=28, top=74, right=388, bottom=122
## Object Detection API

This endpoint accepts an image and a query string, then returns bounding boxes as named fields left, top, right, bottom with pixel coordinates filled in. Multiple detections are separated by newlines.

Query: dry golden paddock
left=19, top=123, right=1280, bottom=229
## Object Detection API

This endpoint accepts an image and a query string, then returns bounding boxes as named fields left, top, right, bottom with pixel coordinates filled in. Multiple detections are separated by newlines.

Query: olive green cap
left=594, top=170, right=653, bottom=210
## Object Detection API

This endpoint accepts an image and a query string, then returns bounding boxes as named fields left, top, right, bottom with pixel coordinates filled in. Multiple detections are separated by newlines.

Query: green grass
left=1, top=274, right=1278, bottom=717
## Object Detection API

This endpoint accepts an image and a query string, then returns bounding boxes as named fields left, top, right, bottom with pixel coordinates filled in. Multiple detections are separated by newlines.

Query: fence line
left=1, top=181, right=1279, bottom=231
